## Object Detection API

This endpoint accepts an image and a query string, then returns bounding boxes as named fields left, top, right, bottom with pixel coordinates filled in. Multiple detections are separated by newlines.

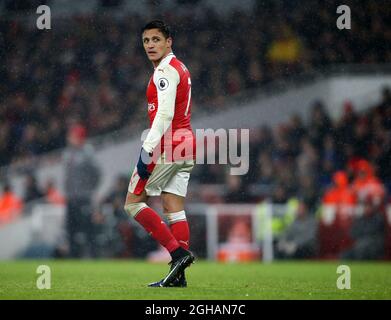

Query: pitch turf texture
left=0, top=260, right=390, bottom=300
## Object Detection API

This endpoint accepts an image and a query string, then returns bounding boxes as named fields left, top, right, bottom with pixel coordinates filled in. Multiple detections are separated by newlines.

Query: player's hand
left=137, top=148, right=152, bottom=180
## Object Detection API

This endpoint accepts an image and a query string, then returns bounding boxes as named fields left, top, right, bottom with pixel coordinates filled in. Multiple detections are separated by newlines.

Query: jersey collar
left=155, top=52, right=175, bottom=69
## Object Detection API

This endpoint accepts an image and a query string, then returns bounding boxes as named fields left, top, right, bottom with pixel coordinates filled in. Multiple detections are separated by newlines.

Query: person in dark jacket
left=275, top=199, right=318, bottom=259
left=24, top=173, right=44, bottom=204
left=340, top=196, right=385, bottom=260
left=63, top=123, right=101, bottom=258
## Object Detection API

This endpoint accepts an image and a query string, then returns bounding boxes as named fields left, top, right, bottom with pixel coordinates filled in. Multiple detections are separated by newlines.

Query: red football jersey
left=146, top=53, right=195, bottom=161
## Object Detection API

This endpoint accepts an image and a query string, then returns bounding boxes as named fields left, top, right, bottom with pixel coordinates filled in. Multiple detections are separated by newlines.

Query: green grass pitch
left=0, top=260, right=390, bottom=300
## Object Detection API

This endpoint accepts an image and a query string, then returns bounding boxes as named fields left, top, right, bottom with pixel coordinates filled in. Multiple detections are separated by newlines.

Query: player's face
left=142, top=29, right=172, bottom=65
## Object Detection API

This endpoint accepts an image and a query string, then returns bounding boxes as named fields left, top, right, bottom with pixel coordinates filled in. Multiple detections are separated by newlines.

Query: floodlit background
left=0, top=0, right=390, bottom=264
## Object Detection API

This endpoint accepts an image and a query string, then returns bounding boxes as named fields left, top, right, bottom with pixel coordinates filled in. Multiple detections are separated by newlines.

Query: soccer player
left=124, top=20, right=196, bottom=287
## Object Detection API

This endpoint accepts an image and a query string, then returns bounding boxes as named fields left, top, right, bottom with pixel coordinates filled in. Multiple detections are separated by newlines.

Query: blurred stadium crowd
left=2, top=86, right=390, bottom=260
left=1, top=0, right=390, bottom=166
left=1, top=0, right=391, bottom=260
left=194, top=86, right=391, bottom=260
left=198, top=88, right=391, bottom=205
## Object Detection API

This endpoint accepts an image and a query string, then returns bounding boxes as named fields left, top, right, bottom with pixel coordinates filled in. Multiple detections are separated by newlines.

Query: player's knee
left=162, top=202, right=171, bottom=213
left=124, top=202, right=148, bottom=218
left=162, top=194, right=184, bottom=213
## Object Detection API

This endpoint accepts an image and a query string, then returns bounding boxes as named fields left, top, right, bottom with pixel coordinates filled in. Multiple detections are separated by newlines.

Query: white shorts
left=128, top=153, right=194, bottom=197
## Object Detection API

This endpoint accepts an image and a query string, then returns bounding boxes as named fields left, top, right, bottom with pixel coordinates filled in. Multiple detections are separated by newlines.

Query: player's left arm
left=142, top=65, right=180, bottom=154
left=137, top=65, right=179, bottom=179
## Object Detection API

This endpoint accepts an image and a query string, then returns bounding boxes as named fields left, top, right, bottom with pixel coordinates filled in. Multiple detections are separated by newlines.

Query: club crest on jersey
left=157, top=78, right=169, bottom=91
left=148, top=103, right=155, bottom=112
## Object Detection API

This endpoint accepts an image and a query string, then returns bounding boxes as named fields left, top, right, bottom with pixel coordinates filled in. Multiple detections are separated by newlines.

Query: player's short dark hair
left=142, top=20, right=171, bottom=39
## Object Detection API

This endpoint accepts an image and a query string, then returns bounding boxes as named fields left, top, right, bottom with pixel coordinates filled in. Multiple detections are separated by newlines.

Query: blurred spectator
left=298, top=176, right=319, bottom=212
left=377, top=86, right=391, bottom=114
left=352, top=118, right=371, bottom=158
left=307, top=101, right=332, bottom=149
left=340, top=196, right=386, bottom=260
left=275, top=200, right=318, bottom=259
left=217, top=217, right=260, bottom=262
left=23, top=173, right=44, bottom=203
left=297, top=138, right=319, bottom=181
left=255, top=151, right=275, bottom=197
left=352, top=159, right=386, bottom=206
left=319, top=171, right=357, bottom=257
left=63, top=123, right=101, bottom=258
left=319, top=134, right=340, bottom=188
left=44, top=179, right=65, bottom=205
left=335, top=101, right=357, bottom=149
left=101, top=175, right=133, bottom=257
left=0, top=184, right=23, bottom=226
left=267, top=25, right=304, bottom=77
left=267, top=26, right=302, bottom=63
left=287, top=114, right=307, bottom=154
left=271, top=185, right=289, bottom=205
left=257, top=186, right=299, bottom=243
left=224, top=174, right=252, bottom=203
left=322, top=171, right=357, bottom=225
